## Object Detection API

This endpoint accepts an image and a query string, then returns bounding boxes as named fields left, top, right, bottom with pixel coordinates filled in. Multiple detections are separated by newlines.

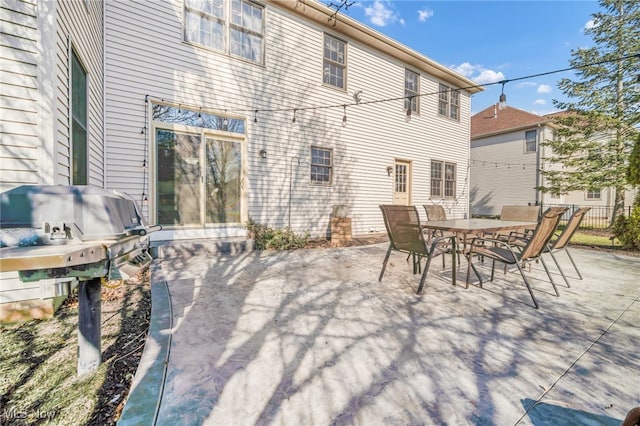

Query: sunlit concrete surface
left=121, top=244, right=639, bottom=425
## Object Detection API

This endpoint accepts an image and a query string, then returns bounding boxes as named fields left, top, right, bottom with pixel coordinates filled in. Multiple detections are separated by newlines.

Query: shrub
left=246, top=218, right=310, bottom=250
left=612, top=195, right=640, bottom=250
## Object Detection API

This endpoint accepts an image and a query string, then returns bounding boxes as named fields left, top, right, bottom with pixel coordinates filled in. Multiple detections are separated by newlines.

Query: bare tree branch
left=327, top=0, right=356, bottom=25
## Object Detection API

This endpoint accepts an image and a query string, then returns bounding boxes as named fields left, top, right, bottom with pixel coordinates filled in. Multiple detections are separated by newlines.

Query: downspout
left=102, top=0, right=107, bottom=188
left=535, top=123, right=541, bottom=206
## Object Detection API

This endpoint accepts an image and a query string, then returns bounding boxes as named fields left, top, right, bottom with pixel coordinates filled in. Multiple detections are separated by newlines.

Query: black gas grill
left=0, top=185, right=160, bottom=375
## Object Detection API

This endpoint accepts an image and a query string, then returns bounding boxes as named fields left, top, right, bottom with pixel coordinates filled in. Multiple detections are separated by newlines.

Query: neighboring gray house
left=470, top=104, right=637, bottom=217
left=1, top=0, right=482, bottom=318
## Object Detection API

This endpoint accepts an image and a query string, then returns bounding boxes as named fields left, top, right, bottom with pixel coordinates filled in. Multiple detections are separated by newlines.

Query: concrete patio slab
left=120, top=243, right=639, bottom=425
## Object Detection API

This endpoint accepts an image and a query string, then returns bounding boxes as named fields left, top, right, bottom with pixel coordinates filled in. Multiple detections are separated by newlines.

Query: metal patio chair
left=464, top=207, right=568, bottom=309
left=423, top=204, right=455, bottom=267
left=503, top=207, right=591, bottom=287
left=379, top=205, right=453, bottom=295
left=496, top=205, right=540, bottom=241
left=543, top=207, right=592, bottom=285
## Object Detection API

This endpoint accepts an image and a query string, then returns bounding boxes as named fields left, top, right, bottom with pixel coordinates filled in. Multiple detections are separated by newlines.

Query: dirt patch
left=0, top=269, right=150, bottom=425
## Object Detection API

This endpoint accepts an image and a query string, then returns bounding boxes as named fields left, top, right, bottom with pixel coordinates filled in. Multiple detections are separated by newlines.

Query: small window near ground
left=323, top=34, right=346, bottom=90
left=404, top=69, right=419, bottom=114
left=311, top=147, right=332, bottom=184
left=586, top=189, right=601, bottom=200
left=431, top=160, right=456, bottom=198
left=525, top=130, right=537, bottom=153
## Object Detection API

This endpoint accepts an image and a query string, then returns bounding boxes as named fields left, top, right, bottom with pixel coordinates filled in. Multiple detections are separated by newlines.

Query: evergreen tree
left=628, top=133, right=640, bottom=186
left=541, top=0, right=640, bottom=224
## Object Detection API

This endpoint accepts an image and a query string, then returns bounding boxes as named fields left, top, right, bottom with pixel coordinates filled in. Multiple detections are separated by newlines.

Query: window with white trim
left=310, top=147, right=332, bottom=184
left=323, top=34, right=346, bottom=89
left=71, top=49, right=88, bottom=185
left=404, top=69, right=419, bottom=113
left=184, top=0, right=264, bottom=64
left=525, top=130, right=537, bottom=153
left=438, top=83, right=459, bottom=120
left=586, top=189, right=601, bottom=200
left=431, top=160, right=456, bottom=198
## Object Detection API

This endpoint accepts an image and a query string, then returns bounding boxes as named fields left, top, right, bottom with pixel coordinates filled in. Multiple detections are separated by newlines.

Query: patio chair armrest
left=428, top=235, right=455, bottom=252
left=468, top=236, right=516, bottom=251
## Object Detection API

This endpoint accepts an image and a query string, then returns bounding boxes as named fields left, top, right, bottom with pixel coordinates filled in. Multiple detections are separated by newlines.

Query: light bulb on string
left=498, top=82, right=507, bottom=110
left=405, top=96, right=413, bottom=123
left=292, top=109, right=297, bottom=123
left=342, top=105, right=347, bottom=127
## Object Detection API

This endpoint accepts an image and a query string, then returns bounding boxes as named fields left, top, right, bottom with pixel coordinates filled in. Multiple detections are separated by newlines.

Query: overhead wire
left=148, top=53, right=639, bottom=117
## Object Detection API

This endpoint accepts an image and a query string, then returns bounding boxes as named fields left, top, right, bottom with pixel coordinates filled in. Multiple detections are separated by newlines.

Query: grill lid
left=0, top=185, right=148, bottom=244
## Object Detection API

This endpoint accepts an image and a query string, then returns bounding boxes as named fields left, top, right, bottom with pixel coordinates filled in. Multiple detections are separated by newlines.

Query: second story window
left=525, top=130, right=537, bottom=153
left=438, top=83, right=460, bottom=121
left=185, top=0, right=264, bottom=64
left=323, top=34, right=346, bottom=90
left=404, top=69, right=419, bottom=114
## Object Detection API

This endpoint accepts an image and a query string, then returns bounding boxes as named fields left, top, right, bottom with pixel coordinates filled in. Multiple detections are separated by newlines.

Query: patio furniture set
left=379, top=204, right=591, bottom=309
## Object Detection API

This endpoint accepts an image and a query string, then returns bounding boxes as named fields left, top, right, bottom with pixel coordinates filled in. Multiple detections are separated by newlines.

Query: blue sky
left=334, top=0, right=600, bottom=115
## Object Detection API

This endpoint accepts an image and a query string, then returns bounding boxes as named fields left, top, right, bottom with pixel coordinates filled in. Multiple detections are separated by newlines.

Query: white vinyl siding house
left=470, top=127, right=549, bottom=216
left=1, top=0, right=104, bottom=316
left=104, top=0, right=481, bottom=240
left=470, top=105, right=637, bottom=217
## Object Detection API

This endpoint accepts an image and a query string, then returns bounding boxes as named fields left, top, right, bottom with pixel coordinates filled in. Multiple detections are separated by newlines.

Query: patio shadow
left=521, top=398, right=621, bottom=426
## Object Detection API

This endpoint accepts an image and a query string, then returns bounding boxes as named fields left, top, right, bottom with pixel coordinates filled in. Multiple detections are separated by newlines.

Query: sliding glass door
left=155, top=129, right=243, bottom=226
left=206, top=138, right=242, bottom=223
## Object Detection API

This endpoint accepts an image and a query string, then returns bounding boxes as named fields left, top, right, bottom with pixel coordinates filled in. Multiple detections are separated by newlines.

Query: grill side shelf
left=0, top=243, right=109, bottom=275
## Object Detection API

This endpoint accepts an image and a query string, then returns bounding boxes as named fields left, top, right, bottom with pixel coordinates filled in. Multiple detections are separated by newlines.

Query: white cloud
left=537, top=84, right=552, bottom=94
left=451, top=62, right=505, bottom=84
left=364, top=0, right=400, bottom=27
left=516, top=82, right=537, bottom=88
left=584, top=19, right=597, bottom=31
left=534, top=99, right=547, bottom=105
left=418, top=9, right=433, bottom=22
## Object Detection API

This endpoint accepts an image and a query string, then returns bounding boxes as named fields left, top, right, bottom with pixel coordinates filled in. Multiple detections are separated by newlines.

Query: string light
left=405, top=96, right=413, bottom=123
left=254, top=109, right=258, bottom=123
left=472, top=159, right=536, bottom=169
left=498, top=81, right=507, bottom=110
left=342, top=105, right=347, bottom=127
left=145, top=53, right=638, bottom=127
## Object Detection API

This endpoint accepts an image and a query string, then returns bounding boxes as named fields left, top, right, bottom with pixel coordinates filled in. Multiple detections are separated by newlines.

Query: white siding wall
left=0, top=0, right=40, bottom=191
left=55, top=0, right=104, bottom=186
left=470, top=128, right=540, bottom=216
left=1, top=0, right=103, bottom=309
left=105, top=1, right=472, bottom=238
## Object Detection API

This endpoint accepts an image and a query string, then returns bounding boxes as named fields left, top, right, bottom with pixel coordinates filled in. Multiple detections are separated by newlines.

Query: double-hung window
left=185, top=0, right=264, bottom=64
left=323, top=34, right=346, bottom=89
left=431, top=160, right=456, bottom=198
left=525, top=130, right=537, bottom=153
left=438, top=83, right=460, bottom=120
left=586, top=189, right=601, bottom=200
left=310, top=147, right=332, bottom=184
left=405, top=69, right=419, bottom=114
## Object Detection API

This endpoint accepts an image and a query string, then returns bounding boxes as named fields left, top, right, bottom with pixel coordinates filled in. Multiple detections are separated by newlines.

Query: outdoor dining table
left=422, top=218, right=538, bottom=285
